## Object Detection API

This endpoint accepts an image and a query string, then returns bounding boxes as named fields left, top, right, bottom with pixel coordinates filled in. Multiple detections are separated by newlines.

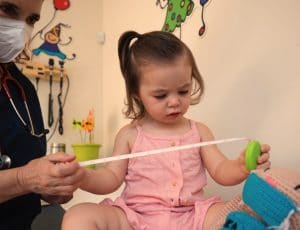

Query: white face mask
left=0, top=17, right=33, bottom=63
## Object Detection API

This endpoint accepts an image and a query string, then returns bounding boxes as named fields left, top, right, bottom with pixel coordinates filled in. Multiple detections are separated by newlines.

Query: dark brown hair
left=118, top=30, right=204, bottom=120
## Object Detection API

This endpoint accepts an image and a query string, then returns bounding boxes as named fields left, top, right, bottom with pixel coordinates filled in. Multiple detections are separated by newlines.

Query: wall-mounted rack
left=20, top=60, right=67, bottom=81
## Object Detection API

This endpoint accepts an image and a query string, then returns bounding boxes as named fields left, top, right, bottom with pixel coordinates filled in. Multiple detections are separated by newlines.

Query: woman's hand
left=16, top=153, right=86, bottom=197
left=41, top=194, right=73, bottom=204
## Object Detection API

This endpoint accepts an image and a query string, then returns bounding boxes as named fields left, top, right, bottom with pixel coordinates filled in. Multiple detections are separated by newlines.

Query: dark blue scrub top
left=0, top=63, right=46, bottom=229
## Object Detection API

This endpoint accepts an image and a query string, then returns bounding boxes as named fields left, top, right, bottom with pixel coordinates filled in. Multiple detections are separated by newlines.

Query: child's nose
left=168, top=96, right=180, bottom=107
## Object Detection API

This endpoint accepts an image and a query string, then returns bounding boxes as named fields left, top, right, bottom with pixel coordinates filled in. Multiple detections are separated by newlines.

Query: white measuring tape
left=79, top=137, right=249, bottom=167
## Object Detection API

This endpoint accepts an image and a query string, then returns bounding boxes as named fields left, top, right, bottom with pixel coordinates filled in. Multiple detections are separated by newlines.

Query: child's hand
left=256, top=144, right=271, bottom=170
left=238, top=144, right=271, bottom=173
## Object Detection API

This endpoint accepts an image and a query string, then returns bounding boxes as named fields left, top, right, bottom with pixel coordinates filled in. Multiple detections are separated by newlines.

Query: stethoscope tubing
left=0, top=64, right=47, bottom=138
left=0, top=64, right=47, bottom=170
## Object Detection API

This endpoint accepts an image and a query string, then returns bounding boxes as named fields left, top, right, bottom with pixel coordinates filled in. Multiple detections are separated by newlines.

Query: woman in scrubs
left=0, top=1, right=85, bottom=229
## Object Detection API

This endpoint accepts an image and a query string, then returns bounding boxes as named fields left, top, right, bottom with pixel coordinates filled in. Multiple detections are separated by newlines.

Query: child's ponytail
left=118, top=31, right=142, bottom=119
left=118, top=31, right=140, bottom=80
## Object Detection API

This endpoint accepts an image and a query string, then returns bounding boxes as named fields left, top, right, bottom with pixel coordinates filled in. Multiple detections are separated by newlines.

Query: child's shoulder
left=193, top=120, right=215, bottom=140
left=193, top=120, right=209, bottom=131
left=115, top=122, right=138, bottom=145
left=119, top=122, right=137, bottom=133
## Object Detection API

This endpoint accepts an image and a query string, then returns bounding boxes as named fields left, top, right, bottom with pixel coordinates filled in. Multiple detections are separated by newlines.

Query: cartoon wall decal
left=32, top=23, right=76, bottom=60
left=198, top=0, right=209, bottom=36
left=156, top=0, right=211, bottom=38
left=28, top=0, right=76, bottom=61
left=53, top=0, right=71, bottom=11
left=30, top=0, right=71, bottom=46
left=157, top=0, right=194, bottom=38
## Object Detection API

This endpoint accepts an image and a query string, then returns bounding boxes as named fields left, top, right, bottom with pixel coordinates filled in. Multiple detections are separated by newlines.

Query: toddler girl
left=62, top=30, right=271, bottom=230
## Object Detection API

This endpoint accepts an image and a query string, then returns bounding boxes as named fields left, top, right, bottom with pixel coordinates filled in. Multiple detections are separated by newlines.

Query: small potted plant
left=72, top=109, right=100, bottom=169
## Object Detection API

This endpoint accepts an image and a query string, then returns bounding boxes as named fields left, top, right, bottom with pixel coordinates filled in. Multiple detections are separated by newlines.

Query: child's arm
left=197, top=122, right=270, bottom=186
left=79, top=124, right=137, bottom=194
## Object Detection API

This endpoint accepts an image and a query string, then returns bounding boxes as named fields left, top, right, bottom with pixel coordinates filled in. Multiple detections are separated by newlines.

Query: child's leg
left=62, top=203, right=132, bottom=230
left=202, top=201, right=227, bottom=230
left=203, top=196, right=248, bottom=230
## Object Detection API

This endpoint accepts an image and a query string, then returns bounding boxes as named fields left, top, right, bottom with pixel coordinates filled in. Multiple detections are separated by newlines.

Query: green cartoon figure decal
left=156, top=0, right=210, bottom=37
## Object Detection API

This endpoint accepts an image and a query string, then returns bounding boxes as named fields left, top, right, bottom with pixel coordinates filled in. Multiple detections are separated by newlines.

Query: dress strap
left=189, top=119, right=202, bottom=140
left=133, top=122, right=144, bottom=138
left=189, top=119, right=197, bottom=130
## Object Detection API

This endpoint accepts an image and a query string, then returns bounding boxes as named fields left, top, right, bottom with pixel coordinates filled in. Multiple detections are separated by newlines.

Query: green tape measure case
left=245, top=140, right=261, bottom=171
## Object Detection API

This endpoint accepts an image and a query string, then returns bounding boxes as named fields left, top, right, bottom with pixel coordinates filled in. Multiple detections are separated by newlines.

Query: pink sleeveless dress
left=101, top=120, right=221, bottom=229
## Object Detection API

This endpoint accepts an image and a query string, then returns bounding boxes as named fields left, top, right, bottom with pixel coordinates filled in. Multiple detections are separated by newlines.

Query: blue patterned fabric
left=242, top=173, right=298, bottom=226
left=221, top=211, right=266, bottom=230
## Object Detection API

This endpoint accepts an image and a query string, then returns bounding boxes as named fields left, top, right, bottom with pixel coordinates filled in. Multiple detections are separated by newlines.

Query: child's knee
left=62, top=203, right=99, bottom=228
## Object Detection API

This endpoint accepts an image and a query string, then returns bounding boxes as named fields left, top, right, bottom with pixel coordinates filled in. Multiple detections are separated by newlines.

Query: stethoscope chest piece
left=0, top=153, right=11, bottom=170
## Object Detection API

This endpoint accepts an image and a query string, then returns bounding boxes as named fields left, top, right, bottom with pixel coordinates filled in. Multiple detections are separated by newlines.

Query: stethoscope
left=0, top=64, right=48, bottom=170
left=0, top=149, right=11, bottom=170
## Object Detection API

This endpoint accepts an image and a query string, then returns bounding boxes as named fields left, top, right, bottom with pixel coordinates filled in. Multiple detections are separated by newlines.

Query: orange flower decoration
left=82, top=110, right=94, bottom=133
left=73, top=109, right=95, bottom=143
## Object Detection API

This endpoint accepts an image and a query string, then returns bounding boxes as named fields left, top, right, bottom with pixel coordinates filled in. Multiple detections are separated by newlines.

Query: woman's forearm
left=0, top=167, right=29, bottom=203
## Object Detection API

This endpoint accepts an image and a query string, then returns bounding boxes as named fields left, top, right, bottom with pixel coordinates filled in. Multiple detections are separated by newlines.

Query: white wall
left=33, top=0, right=300, bottom=201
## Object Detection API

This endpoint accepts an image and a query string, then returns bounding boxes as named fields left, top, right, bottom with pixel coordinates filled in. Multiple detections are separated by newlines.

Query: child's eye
left=154, top=95, right=166, bottom=100
left=179, top=90, right=189, bottom=95
left=294, top=184, right=300, bottom=190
